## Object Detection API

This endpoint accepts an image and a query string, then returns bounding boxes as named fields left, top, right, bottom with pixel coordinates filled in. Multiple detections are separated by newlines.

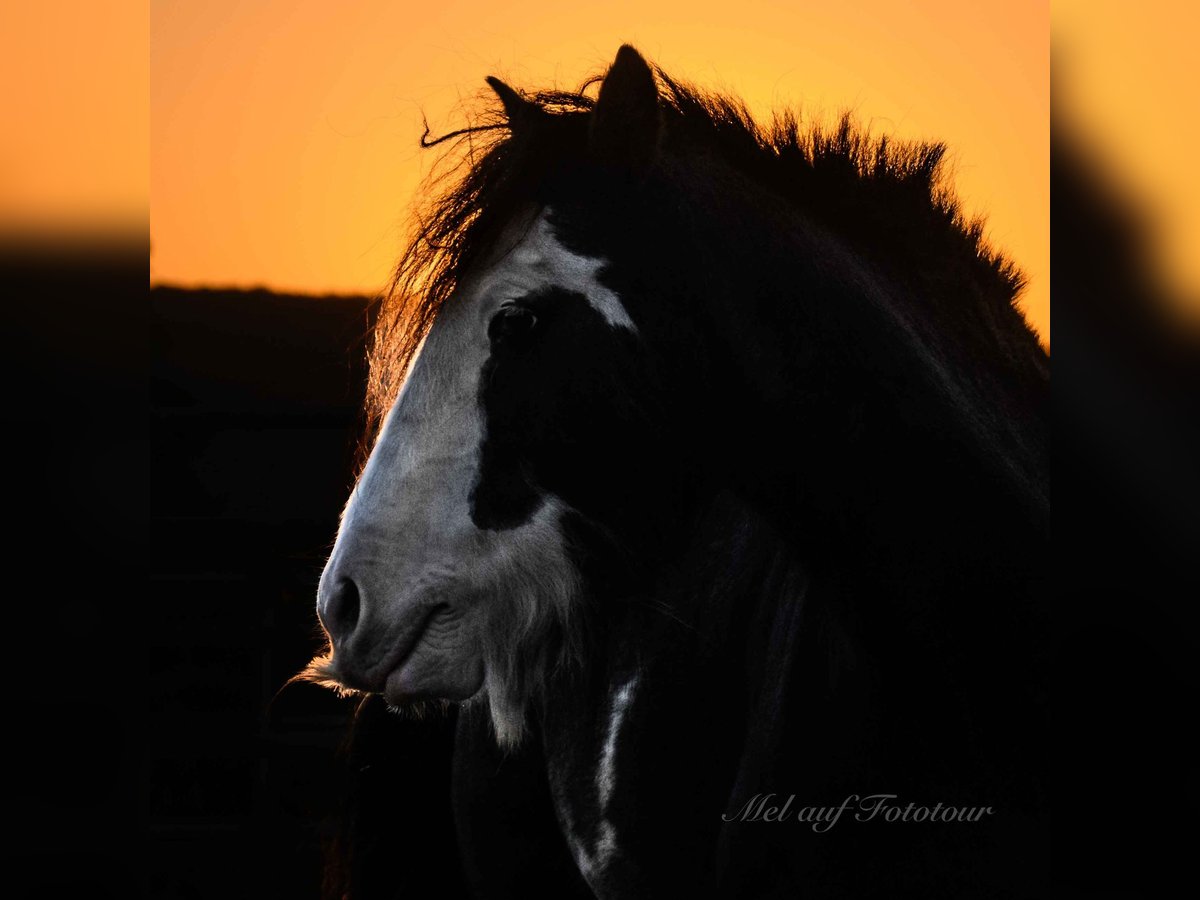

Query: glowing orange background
left=1, top=3, right=146, bottom=231
left=151, top=0, right=1048, bottom=341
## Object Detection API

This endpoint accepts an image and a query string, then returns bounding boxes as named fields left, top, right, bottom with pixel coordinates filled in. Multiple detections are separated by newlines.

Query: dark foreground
left=150, top=286, right=468, bottom=899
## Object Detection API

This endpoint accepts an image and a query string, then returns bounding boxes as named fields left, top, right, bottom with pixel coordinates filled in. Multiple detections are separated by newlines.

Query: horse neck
left=533, top=490, right=813, bottom=894
left=662, top=173, right=1050, bottom=555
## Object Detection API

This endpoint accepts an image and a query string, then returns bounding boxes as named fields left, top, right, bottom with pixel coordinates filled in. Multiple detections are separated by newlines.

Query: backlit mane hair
left=363, top=63, right=1032, bottom=465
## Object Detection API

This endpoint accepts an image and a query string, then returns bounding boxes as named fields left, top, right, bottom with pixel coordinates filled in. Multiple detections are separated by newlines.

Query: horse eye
left=488, top=305, right=538, bottom=344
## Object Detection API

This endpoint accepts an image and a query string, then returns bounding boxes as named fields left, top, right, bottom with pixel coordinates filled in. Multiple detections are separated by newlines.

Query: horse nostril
left=320, top=577, right=361, bottom=644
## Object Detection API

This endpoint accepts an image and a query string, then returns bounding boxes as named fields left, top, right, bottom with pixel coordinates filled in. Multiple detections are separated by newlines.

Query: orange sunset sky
left=151, top=1, right=1049, bottom=341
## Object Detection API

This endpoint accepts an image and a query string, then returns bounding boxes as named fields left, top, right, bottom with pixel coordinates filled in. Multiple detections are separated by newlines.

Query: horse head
left=309, top=48, right=678, bottom=748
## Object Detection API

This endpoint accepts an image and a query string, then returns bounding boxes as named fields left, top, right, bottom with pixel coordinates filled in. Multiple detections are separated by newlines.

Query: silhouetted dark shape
left=150, top=287, right=472, bottom=899
left=1053, top=126, right=1200, bottom=897
left=316, top=46, right=1050, bottom=898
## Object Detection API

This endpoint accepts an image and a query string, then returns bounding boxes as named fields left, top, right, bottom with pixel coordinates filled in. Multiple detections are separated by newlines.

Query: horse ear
left=590, top=45, right=661, bottom=174
left=486, top=76, right=533, bottom=130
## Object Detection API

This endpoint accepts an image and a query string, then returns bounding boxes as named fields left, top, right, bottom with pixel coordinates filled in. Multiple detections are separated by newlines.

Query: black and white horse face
left=315, top=210, right=639, bottom=746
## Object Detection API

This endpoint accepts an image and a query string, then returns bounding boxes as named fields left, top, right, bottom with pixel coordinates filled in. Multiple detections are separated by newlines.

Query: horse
left=302, top=45, right=1050, bottom=898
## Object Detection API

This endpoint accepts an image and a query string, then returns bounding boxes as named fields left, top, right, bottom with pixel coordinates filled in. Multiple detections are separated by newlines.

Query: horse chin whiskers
left=289, top=654, right=364, bottom=700
left=383, top=697, right=455, bottom=719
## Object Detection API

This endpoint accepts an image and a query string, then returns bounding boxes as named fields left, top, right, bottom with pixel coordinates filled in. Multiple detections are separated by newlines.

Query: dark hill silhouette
left=153, top=286, right=375, bottom=416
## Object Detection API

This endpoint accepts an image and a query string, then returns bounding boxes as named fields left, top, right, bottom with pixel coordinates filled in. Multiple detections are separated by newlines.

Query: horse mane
left=363, top=61, right=1039, bottom=466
